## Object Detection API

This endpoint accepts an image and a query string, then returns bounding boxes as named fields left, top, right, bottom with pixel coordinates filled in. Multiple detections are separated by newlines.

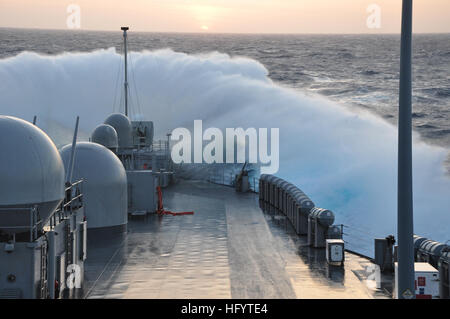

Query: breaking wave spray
left=1, top=48, right=449, bottom=256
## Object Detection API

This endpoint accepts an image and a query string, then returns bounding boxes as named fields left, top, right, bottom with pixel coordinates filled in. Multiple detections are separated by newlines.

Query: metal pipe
left=397, top=0, right=415, bottom=299
left=66, top=116, right=80, bottom=184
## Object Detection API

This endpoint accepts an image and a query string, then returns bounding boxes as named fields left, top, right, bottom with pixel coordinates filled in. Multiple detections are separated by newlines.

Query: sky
left=0, top=0, right=449, bottom=34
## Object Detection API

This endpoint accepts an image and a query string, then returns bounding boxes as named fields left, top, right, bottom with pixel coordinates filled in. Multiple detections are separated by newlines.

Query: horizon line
left=1, top=26, right=450, bottom=36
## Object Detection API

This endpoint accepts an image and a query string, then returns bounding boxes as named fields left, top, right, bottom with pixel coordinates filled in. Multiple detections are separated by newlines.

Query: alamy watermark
left=66, top=264, right=81, bottom=289
left=66, top=4, right=81, bottom=29
left=366, top=4, right=381, bottom=29
left=170, top=120, right=279, bottom=175
left=365, top=264, right=382, bottom=289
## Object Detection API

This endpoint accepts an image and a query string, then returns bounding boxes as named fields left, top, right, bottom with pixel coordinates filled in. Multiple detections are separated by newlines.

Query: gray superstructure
left=0, top=116, right=86, bottom=299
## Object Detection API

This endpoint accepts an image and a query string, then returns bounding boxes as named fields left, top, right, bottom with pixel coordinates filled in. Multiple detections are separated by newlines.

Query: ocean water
left=0, top=28, right=449, bottom=256
left=1, top=28, right=449, bottom=147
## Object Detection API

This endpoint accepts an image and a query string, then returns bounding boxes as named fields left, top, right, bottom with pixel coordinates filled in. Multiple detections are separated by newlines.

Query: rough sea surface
left=0, top=28, right=449, bottom=256
left=1, top=28, right=449, bottom=148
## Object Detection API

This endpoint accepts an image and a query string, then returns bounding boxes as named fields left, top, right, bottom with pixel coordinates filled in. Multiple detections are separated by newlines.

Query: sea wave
left=0, top=48, right=449, bottom=256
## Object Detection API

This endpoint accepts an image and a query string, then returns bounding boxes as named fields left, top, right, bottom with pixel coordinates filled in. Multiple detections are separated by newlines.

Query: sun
left=190, top=5, right=219, bottom=32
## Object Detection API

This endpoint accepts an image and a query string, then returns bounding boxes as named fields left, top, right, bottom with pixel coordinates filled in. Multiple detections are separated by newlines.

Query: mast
left=397, top=0, right=415, bottom=299
left=66, top=116, right=80, bottom=184
left=121, top=26, right=129, bottom=117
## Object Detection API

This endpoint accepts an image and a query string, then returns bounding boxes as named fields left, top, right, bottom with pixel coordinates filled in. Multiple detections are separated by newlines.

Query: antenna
left=166, top=132, right=172, bottom=159
left=121, top=27, right=129, bottom=117
left=32, top=115, right=37, bottom=125
left=397, top=0, right=415, bottom=299
left=66, top=116, right=80, bottom=184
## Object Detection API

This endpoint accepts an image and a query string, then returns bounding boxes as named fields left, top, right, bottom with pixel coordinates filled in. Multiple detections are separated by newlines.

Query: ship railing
left=151, top=139, right=170, bottom=154
left=341, top=224, right=385, bottom=259
left=51, top=179, right=84, bottom=227
left=0, top=205, right=40, bottom=242
left=206, top=169, right=260, bottom=193
left=131, top=140, right=171, bottom=171
left=207, top=170, right=234, bottom=187
left=130, top=139, right=170, bottom=156
left=250, top=177, right=260, bottom=193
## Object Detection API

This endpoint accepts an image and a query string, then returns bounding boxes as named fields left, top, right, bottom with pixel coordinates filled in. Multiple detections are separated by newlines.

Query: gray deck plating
left=83, top=180, right=392, bottom=299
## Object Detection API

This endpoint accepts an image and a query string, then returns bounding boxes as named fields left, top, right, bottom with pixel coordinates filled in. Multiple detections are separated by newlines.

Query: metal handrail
left=0, top=207, right=35, bottom=212
left=151, top=139, right=170, bottom=152
left=62, top=193, right=83, bottom=209
left=207, top=170, right=260, bottom=193
left=0, top=180, right=85, bottom=242
left=65, top=179, right=83, bottom=191
left=53, top=179, right=85, bottom=226
left=0, top=206, right=39, bottom=242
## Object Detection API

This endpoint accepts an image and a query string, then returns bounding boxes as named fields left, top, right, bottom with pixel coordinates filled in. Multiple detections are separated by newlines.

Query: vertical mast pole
left=397, top=0, right=415, bottom=299
left=166, top=132, right=172, bottom=161
left=66, top=116, right=79, bottom=184
left=121, top=27, right=129, bottom=117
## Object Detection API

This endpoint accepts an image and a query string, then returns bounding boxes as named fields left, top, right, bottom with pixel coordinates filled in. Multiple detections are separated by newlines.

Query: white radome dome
left=104, top=113, right=132, bottom=148
left=92, top=124, right=119, bottom=151
left=60, top=142, right=127, bottom=230
left=0, top=116, right=65, bottom=234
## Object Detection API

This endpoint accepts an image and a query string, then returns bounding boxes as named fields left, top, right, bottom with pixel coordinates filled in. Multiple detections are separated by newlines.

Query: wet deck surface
left=83, top=180, right=392, bottom=299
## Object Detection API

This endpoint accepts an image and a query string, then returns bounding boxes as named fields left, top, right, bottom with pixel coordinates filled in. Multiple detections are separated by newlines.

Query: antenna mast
left=121, top=26, right=129, bottom=117
left=66, top=116, right=79, bottom=184
left=397, top=0, right=415, bottom=299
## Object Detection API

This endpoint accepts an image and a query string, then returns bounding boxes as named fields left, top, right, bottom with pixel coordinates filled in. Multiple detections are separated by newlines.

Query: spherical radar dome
left=92, top=124, right=119, bottom=151
left=60, top=142, right=127, bottom=230
left=104, top=113, right=132, bottom=148
left=0, top=116, right=65, bottom=233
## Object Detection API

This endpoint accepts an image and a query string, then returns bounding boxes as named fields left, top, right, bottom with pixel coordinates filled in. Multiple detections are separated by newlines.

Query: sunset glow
left=0, top=0, right=449, bottom=33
